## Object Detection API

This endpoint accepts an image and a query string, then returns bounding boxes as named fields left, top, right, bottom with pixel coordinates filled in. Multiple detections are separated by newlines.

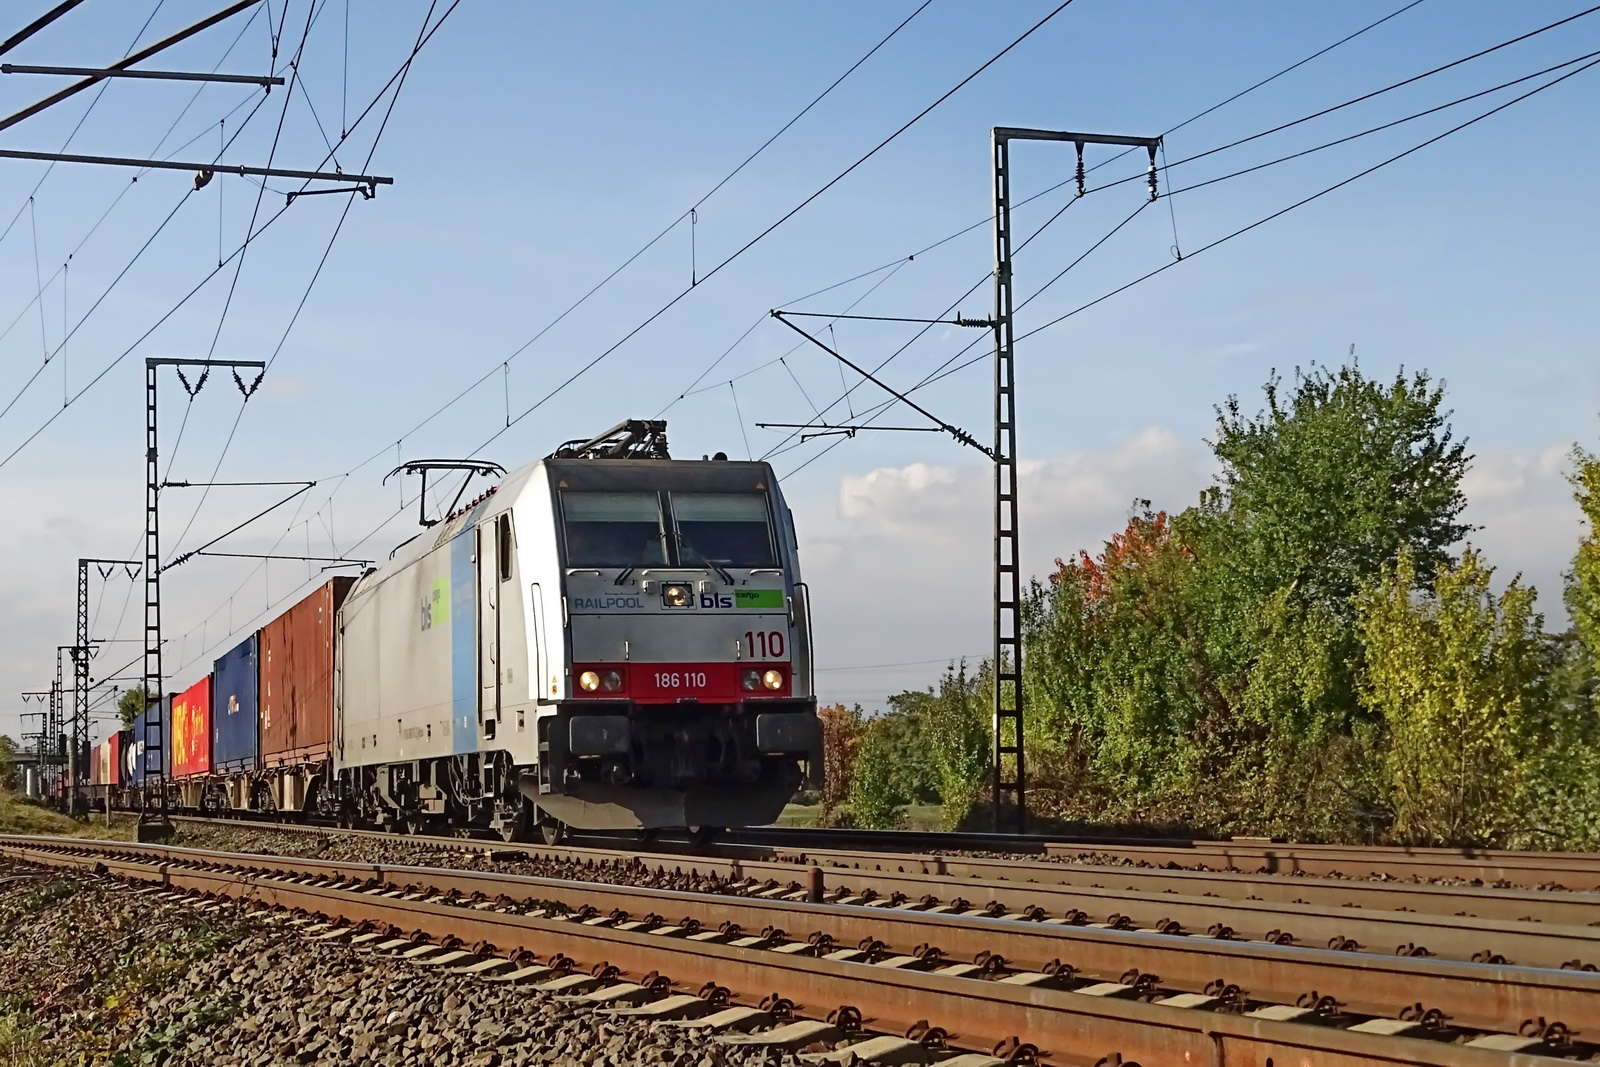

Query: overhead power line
left=0, top=3, right=269, bottom=362
left=0, top=0, right=459, bottom=473
left=1014, top=53, right=1600, bottom=347
left=713, top=0, right=1455, bottom=463
left=164, top=0, right=459, bottom=566
left=768, top=19, right=1600, bottom=473
left=327, top=0, right=939, bottom=482
left=8, top=1, right=463, bottom=693
left=467, top=0, right=1082, bottom=460
left=109, top=1, right=468, bottom=669
left=809, top=46, right=1600, bottom=466
left=1082, top=1, right=1600, bottom=203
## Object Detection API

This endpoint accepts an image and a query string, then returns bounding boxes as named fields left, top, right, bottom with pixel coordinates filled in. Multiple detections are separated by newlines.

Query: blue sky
left=1, top=0, right=1596, bottom=740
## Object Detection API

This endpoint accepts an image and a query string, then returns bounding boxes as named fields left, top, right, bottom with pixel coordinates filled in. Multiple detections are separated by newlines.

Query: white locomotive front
left=334, top=421, right=821, bottom=839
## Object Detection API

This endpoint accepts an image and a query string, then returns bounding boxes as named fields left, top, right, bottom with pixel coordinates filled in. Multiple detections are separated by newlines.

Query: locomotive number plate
left=650, top=670, right=709, bottom=690
left=625, top=662, right=789, bottom=701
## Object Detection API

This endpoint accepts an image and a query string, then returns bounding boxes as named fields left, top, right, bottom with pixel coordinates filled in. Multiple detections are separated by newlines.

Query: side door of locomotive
left=478, top=513, right=516, bottom=737
left=477, top=518, right=500, bottom=737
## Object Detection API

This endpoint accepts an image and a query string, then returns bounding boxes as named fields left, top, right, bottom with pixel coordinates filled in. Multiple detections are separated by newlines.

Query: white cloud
left=1461, top=443, right=1584, bottom=620
left=800, top=427, right=1211, bottom=707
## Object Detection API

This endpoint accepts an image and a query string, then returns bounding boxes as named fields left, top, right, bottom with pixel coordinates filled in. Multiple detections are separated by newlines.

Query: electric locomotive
left=334, top=420, right=821, bottom=839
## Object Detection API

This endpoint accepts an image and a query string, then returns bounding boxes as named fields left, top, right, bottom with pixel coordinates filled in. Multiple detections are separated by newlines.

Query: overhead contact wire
left=342, top=0, right=937, bottom=477
left=166, top=0, right=454, bottom=567
left=165, top=0, right=447, bottom=565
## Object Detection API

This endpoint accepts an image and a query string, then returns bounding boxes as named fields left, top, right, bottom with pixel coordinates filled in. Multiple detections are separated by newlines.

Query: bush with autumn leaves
left=834, top=362, right=1600, bottom=846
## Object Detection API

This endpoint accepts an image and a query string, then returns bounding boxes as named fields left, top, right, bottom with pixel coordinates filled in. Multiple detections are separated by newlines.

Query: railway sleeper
left=239, top=863, right=1600, bottom=1058
left=11, top=840, right=1600, bottom=1063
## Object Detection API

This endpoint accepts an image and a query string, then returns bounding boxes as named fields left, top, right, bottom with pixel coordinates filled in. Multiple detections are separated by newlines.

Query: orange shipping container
left=260, top=576, right=355, bottom=767
left=171, top=675, right=212, bottom=778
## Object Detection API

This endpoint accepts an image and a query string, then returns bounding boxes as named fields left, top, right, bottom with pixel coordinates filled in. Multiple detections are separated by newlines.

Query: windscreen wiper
left=678, top=541, right=733, bottom=585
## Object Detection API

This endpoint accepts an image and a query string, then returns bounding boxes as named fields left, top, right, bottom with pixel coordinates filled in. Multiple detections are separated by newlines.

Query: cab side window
left=497, top=514, right=513, bottom=582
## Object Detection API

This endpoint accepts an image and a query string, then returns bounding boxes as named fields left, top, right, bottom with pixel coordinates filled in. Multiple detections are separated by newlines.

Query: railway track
left=167, top=815, right=1600, bottom=969
left=124, top=809, right=1600, bottom=887
left=730, top=826, right=1600, bottom=887
left=107, top=805, right=1600, bottom=887
left=5, top=832, right=1593, bottom=1064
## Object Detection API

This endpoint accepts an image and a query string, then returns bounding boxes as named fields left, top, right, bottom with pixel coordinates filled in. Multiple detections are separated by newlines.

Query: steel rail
left=731, top=826, right=1600, bottom=885
left=10, top=835, right=1600, bottom=1039
left=766, top=863, right=1600, bottom=972
left=0, top=836, right=1568, bottom=1065
left=144, top=812, right=1600, bottom=884
left=788, top=845, right=1600, bottom=926
left=157, top=815, right=1600, bottom=960
left=1043, top=841, right=1600, bottom=884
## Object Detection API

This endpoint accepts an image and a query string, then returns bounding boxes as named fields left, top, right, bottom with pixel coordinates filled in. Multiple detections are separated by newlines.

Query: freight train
left=79, top=421, right=822, bottom=841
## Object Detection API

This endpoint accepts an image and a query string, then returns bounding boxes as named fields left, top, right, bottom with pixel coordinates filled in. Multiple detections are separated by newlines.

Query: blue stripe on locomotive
left=450, top=529, right=476, bottom=754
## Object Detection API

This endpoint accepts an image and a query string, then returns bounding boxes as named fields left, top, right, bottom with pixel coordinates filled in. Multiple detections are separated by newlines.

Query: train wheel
left=539, top=820, right=566, bottom=846
left=686, top=825, right=723, bottom=846
left=491, top=797, right=532, bottom=843
left=498, top=808, right=528, bottom=843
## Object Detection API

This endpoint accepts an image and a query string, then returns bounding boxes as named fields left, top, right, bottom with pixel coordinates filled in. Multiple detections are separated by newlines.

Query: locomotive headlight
left=600, top=669, right=624, bottom=692
left=578, top=670, right=601, bottom=691
left=662, top=582, right=692, bottom=608
left=762, top=669, right=784, bottom=690
left=741, top=669, right=760, bottom=691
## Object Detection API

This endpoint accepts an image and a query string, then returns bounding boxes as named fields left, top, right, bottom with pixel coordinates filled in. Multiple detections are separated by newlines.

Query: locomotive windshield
left=560, top=490, right=777, bottom=569
left=561, top=492, right=669, bottom=567
left=670, top=492, right=778, bottom=568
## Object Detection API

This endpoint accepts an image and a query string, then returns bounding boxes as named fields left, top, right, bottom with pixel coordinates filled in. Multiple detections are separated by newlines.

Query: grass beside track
left=0, top=789, right=133, bottom=840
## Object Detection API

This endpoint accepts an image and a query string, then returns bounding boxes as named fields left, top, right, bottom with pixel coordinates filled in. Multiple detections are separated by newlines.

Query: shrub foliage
left=848, top=363, right=1600, bottom=847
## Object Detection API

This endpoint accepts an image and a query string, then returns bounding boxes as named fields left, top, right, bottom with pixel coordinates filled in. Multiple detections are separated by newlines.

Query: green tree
left=1187, top=364, right=1473, bottom=835
left=1569, top=445, right=1600, bottom=661
left=875, top=692, right=942, bottom=806
left=1208, top=364, right=1471, bottom=615
left=920, top=663, right=990, bottom=830
left=117, top=686, right=149, bottom=731
left=1356, top=547, right=1552, bottom=846
left=1019, top=363, right=1477, bottom=839
left=1024, top=508, right=1220, bottom=811
left=0, top=734, right=18, bottom=791
left=847, top=720, right=906, bottom=829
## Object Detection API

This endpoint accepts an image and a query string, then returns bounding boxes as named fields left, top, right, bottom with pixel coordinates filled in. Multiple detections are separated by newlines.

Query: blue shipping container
left=126, top=694, right=171, bottom=786
left=212, top=633, right=259, bottom=773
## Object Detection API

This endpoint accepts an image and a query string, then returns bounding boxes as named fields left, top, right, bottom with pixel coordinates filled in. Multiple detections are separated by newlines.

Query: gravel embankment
left=0, top=859, right=805, bottom=1067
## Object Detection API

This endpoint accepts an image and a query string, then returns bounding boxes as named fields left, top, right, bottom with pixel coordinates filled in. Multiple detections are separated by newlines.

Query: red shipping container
left=260, top=576, right=355, bottom=767
left=94, top=733, right=122, bottom=786
left=171, top=675, right=212, bottom=779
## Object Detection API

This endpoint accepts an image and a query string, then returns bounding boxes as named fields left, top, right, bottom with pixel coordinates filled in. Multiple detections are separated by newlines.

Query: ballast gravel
left=135, top=932, right=794, bottom=1067
left=0, top=864, right=801, bottom=1067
